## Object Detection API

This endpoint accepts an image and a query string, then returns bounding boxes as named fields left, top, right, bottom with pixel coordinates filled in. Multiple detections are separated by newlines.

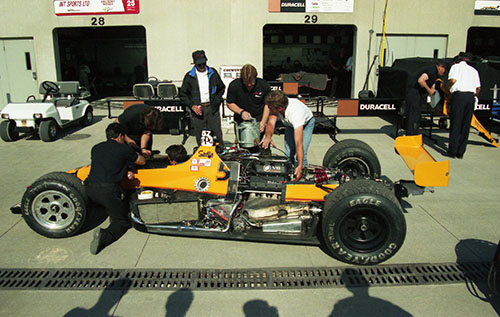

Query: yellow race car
left=14, top=134, right=448, bottom=265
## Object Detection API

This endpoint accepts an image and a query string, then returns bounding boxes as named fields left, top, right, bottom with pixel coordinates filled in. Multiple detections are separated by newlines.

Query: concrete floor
left=1, top=103, right=500, bottom=316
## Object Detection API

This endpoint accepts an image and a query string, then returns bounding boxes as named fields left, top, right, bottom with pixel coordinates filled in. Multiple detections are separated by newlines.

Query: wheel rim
left=339, top=208, right=388, bottom=253
left=337, top=157, right=371, bottom=177
left=85, top=111, right=93, bottom=124
left=49, top=123, right=57, bottom=138
left=32, top=190, right=76, bottom=230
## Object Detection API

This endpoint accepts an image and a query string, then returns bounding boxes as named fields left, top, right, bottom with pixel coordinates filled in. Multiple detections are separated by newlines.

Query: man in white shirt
left=179, top=50, right=225, bottom=147
left=260, top=90, right=315, bottom=180
left=444, top=52, right=481, bottom=159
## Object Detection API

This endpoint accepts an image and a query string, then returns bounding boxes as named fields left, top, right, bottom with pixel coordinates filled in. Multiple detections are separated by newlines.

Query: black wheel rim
left=337, top=157, right=370, bottom=178
left=49, top=123, right=57, bottom=138
left=338, top=208, right=388, bottom=253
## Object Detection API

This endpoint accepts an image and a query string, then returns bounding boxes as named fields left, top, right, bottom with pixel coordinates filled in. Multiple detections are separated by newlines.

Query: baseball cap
left=192, top=50, right=207, bottom=65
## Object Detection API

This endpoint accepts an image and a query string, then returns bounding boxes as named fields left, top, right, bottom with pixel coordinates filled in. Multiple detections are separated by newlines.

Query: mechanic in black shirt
left=405, top=60, right=447, bottom=135
left=226, top=64, right=271, bottom=132
left=116, top=103, right=163, bottom=157
left=85, top=122, right=146, bottom=255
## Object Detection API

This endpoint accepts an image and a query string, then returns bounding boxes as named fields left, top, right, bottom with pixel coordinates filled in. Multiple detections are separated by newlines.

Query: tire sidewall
left=322, top=192, right=405, bottom=265
left=21, top=180, right=86, bottom=238
left=324, top=146, right=381, bottom=178
left=39, top=120, right=57, bottom=141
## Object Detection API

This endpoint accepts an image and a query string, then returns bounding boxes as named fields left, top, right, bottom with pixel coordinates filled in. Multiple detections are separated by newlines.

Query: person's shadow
left=64, top=278, right=131, bottom=316
left=165, top=289, right=194, bottom=317
left=455, top=238, right=500, bottom=314
left=329, top=270, right=412, bottom=316
left=243, top=299, right=279, bottom=317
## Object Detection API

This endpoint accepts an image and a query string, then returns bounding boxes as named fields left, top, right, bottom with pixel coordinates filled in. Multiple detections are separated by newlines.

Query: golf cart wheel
left=322, top=139, right=381, bottom=178
left=21, top=172, right=87, bottom=238
left=0, top=120, right=19, bottom=142
left=39, top=120, right=58, bottom=142
left=321, top=178, right=406, bottom=265
left=81, top=107, right=94, bottom=126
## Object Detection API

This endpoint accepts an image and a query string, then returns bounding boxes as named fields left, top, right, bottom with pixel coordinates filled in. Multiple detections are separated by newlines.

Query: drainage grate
left=0, top=262, right=490, bottom=291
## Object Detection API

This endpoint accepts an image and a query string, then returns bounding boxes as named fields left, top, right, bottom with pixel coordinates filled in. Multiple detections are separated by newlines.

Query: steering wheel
left=41, top=81, right=60, bottom=102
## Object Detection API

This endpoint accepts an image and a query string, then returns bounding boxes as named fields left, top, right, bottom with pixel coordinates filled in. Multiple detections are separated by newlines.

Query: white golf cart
left=0, top=81, right=93, bottom=142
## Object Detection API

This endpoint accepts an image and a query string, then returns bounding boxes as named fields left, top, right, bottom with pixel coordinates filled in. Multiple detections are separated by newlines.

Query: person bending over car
left=260, top=90, right=315, bottom=181
left=115, top=104, right=163, bottom=157
left=85, top=122, right=146, bottom=255
left=165, top=144, right=190, bottom=165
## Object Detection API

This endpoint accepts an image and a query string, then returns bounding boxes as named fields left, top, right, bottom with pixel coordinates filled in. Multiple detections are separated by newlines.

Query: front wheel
left=21, top=172, right=87, bottom=238
left=0, top=120, right=19, bottom=142
left=321, top=178, right=406, bottom=265
left=39, top=120, right=58, bottom=142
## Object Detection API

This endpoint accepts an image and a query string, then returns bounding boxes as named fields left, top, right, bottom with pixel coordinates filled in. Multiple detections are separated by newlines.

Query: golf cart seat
left=133, top=83, right=155, bottom=99
left=157, top=82, right=178, bottom=99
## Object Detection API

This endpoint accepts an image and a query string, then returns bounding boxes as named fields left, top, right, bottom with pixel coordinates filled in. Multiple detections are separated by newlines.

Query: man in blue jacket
left=179, top=50, right=225, bottom=147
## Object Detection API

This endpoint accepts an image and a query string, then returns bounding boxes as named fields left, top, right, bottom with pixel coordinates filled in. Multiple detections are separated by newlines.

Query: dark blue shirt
left=86, top=140, right=138, bottom=183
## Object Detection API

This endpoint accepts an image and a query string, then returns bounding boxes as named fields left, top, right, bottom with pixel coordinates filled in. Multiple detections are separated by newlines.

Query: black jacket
left=179, top=66, right=225, bottom=114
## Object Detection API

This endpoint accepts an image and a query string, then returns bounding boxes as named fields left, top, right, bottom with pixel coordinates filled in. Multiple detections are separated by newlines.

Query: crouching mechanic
left=260, top=90, right=315, bottom=181
left=85, top=122, right=146, bottom=255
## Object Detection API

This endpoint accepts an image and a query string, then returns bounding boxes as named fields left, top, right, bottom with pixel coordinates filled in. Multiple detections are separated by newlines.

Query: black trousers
left=85, top=183, right=131, bottom=246
left=190, top=109, right=223, bottom=146
left=448, top=92, right=474, bottom=156
left=405, top=88, right=423, bottom=136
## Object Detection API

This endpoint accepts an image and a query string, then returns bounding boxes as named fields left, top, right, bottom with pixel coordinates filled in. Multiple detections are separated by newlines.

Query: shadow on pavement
left=328, top=269, right=412, bottom=316
left=63, top=277, right=131, bottom=316
left=455, top=238, right=500, bottom=315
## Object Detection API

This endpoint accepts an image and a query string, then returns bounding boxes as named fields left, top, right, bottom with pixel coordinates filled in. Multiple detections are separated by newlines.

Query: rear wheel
left=321, top=178, right=406, bottom=265
left=81, top=107, right=93, bottom=126
left=0, top=120, right=19, bottom=142
left=322, top=139, right=381, bottom=178
left=39, top=120, right=58, bottom=142
left=21, top=172, right=87, bottom=238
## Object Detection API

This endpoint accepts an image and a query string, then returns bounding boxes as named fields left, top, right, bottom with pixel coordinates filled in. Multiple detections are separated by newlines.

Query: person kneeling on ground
left=85, top=122, right=146, bottom=255
left=166, top=144, right=190, bottom=165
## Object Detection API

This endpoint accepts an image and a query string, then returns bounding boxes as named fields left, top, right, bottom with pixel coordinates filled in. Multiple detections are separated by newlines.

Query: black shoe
left=90, top=228, right=105, bottom=255
left=443, top=152, right=456, bottom=158
left=456, top=154, right=463, bottom=159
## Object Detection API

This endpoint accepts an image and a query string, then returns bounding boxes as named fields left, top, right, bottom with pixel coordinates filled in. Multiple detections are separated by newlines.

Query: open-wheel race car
left=0, top=81, right=93, bottom=142
left=12, top=132, right=449, bottom=265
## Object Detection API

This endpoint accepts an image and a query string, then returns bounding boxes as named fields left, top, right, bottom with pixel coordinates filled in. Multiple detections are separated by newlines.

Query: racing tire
left=21, top=172, right=87, bottom=238
left=81, top=107, right=94, bottom=126
left=0, top=120, right=19, bottom=142
left=322, top=139, right=381, bottom=178
left=321, top=178, right=406, bottom=265
left=39, top=120, right=58, bottom=142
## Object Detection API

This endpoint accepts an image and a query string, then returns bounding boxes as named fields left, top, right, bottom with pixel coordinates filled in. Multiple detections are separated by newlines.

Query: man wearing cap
left=443, top=52, right=481, bottom=159
left=405, top=60, right=447, bottom=135
left=179, top=50, right=225, bottom=146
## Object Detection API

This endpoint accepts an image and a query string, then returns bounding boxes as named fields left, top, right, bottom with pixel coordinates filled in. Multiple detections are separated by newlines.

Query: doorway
left=263, top=24, right=355, bottom=98
left=53, top=26, right=147, bottom=99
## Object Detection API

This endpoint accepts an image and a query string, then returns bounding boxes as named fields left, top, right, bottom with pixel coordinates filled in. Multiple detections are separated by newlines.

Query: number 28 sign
left=54, top=0, right=139, bottom=16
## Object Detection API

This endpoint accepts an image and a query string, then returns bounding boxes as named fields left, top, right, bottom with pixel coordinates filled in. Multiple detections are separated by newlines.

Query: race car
left=12, top=132, right=449, bottom=265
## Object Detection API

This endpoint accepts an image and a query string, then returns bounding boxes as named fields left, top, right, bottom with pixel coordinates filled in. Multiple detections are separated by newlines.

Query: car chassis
left=13, top=131, right=449, bottom=265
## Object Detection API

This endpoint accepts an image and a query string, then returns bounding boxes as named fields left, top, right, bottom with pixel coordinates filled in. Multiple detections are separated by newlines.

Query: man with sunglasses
left=179, top=50, right=225, bottom=147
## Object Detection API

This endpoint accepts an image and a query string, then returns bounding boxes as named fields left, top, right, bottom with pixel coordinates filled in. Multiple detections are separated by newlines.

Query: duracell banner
left=269, top=0, right=354, bottom=13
